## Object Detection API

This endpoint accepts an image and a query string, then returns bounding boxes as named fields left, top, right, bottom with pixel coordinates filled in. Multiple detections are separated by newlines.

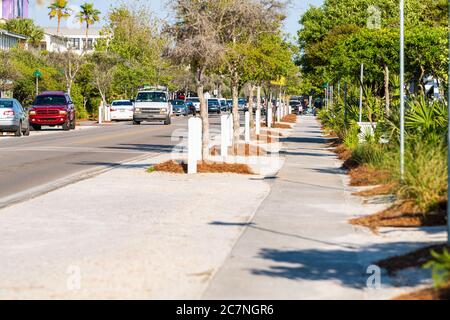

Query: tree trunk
left=57, top=17, right=61, bottom=36
left=418, top=65, right=425, bottom=95
left=85, top=24, right=90, bottom=52
left=196, top=72, right=209, bottom=161
left=256, top=85, right=261, bottom=112
left=231, top=73, right=240, bottom=146
left=248, top=85, right=255, bottom=130
left=383, top=63, right=390, bottom=115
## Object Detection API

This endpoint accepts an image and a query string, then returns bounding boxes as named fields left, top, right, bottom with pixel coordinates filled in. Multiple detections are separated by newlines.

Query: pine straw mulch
left=210, top=144, right=267, bottom=157
left=376, top=244, right=450, bottom=300
left=349, top=200, right=447, bottom=230
left=272, top=123, right=292, bottom=129
left=377, top=244, right=450, bottom=276
left=151, top=160, right=253, bottom=175
left=348, top=165, right=391, bottom=186
left=281, top=114, right=297, bottom=123
left=352, top=183, right=398, bottom=197
left=394, top=283, right=450, bottom=300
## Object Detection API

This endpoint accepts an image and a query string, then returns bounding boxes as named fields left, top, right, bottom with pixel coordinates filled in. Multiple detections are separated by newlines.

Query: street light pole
left=359, top=63, right=364, bottom=123
left=400, top=0, right=405, bottom=180
left=447, top=0, right=450, bottom=243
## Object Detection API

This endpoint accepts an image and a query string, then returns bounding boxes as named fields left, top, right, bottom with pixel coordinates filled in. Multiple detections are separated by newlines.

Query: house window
left=68, top=38, right=80, bottom=50
left=82, top=38, right=94, bottom=50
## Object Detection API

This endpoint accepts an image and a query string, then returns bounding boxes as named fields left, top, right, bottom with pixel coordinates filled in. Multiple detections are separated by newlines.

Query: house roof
left=44, top=27, right=103, bottom=37
left=0, top=29, right=27, bottom=40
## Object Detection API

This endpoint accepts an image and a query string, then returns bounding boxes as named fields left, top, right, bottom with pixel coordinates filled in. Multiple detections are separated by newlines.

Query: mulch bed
left=281, top=114, right=297, bottom=123
left=348, top=165, right=390, bottom=186
left=353, top=183, right=397, bottom=197
left=210, top=144, right=266, bottom=157
left=376, top=244, right=450, bottom=276
left=272, top=123, right=292, bottom=129
left=151, top=160, right=253, bottom=175
left=334, top=144, right=352, bottom=161
left=394, top=283, right=450, bottom=300
left=349, top=201, right=447, bottom=230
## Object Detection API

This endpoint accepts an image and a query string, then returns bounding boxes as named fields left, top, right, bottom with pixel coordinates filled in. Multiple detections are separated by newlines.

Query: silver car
left=0, top=99, right=30, bottom=136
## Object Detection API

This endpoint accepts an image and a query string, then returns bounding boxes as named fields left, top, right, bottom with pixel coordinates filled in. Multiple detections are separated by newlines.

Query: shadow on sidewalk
left=249, top=241, right=438, bottom=289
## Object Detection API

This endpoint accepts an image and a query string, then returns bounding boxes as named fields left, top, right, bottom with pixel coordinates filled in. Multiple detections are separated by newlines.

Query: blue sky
left=30, top=0, right=324, bottom=37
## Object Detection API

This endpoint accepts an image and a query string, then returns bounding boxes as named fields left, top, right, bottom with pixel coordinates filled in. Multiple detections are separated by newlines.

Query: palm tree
left=48, top=0, right=72, bottom=36
left=76, top=3, right=101, bottom=52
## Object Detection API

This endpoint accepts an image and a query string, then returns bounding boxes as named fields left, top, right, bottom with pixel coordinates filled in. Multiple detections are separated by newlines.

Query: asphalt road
left=0, top=117, right=196, bottom=204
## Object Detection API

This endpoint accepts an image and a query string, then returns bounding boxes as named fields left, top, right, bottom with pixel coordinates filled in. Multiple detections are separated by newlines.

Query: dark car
left=185, top=101, right=196, bottom=115
left=207, top=99, right=221, bottom=114
left=29, top=91, right=76, bottom=131
left=170, top=100, right=189, bottom=116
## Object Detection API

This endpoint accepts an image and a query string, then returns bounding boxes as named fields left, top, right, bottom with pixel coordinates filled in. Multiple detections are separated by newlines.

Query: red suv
left=29, top=91, right=76, bottom=131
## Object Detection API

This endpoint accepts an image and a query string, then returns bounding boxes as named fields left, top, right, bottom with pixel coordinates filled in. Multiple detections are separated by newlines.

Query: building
left=42, top=27, right=104, bottom=54
left=0, top=0, right=29, bottom=20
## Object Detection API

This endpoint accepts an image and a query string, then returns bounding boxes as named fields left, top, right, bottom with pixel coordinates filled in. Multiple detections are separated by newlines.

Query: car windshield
left=34, top=95, right=66, bottom=106
left=238, top=99, right=246, bottom=104
left=220, top=100, right=226, bottom=106
left=171, top=100, right=185, bottom=106
left=186, top=98, right=200, bottom=103
left=112, top=101, right=133, bottom=106
left=208, top=100, right=219, bottom=106
left=136, top=92, right=167, bottom=103
left=0, top=101, right=13, bottom=108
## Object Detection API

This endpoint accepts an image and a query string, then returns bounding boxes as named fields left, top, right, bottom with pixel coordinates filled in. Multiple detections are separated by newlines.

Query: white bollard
left=228, top=113, right=233, bottom=146
left=288, top=105, right=292, bottom=114
left=255, top=109, right=261, bottom=135
left=267, top=107, right=272, bottom=128
left=221, top=114, right=229, bottom=157
left=188, top=117, right=202, bottom=174
left=277, top=107, right=281, bottom=123
left=244, top=111, right=250, bottom=143
left=98, top=104, right=103, bottom=124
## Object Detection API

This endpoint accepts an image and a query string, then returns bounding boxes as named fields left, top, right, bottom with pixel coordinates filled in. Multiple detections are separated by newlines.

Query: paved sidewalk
left=203, top=116, right=446, bottom=300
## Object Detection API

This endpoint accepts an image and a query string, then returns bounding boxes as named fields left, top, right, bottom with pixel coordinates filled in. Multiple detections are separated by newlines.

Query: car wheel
left=62, top=119, right=70, bottom=131
left=133, top=120, right=141, bottom=125
left=23, top=123, right=30, bottom=136
left=31, top=124, right=41, bottom=131
left=15, top=122, right=22, bottom=137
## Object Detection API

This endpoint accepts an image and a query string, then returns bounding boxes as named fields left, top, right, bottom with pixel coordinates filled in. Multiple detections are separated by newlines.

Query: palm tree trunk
left=85, top=23, right=90, bottom=52
left=248, top=85, right=255, bottom=130
left=57, top=16, right=61, bottom=36
left=383, top=63, right=390, bottom=115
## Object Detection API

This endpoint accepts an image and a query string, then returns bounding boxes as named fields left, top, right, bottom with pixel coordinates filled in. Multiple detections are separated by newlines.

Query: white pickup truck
left=132, top=86, right=171, bottom=125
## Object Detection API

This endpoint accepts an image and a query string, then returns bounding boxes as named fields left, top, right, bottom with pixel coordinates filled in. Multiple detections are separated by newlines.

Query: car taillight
left=59, top=110, right=67, bottom=115
left=3, top=110, right=14, bottom=117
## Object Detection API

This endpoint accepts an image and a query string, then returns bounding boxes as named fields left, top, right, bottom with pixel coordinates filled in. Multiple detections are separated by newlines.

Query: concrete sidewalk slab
left=203, top=116, right=446, bottom=300
left=0, top=153, right=271, bottom=299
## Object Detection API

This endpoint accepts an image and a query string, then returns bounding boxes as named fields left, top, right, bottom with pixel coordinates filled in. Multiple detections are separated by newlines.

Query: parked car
left=170, top=100, right=189, bottom=116
left=207, top=99, right=221, bottom=114
left=185, top=101, right=196, bottom=115
left=238, top=98, right=247, bottom=111
left=185, top=97, right=201, bottom=112
left=110, top=100, right=134, bottom=121
left=29, top=91, right=76, bottom=131
left=218, top=98, right=228, bottom=112
left=132, top=86, right=171, bottom=125
left=226, top=99, right=233, bottom=110
left=0, top=99, right=30, bottom=136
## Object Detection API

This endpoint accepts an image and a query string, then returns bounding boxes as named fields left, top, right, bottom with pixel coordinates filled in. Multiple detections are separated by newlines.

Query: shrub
left=399, top=141, right=447, bottom=212
left=424, top=248, right=450, bottom=288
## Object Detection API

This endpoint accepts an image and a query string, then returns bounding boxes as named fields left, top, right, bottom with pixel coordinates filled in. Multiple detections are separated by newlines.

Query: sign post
left=34, top=69, right=42, bottom=96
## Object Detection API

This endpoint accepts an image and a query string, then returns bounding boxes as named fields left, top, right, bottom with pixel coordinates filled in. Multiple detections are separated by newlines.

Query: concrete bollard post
left=228, top=113, right=233, bottom=146
left=188, top=117, right=202, bottom=174
left=98, top=104, right=103, bottom=124
left=244, top=111, right=250, bottom=143
left=255, top=109, right=261, bottom=135
left=221, top=114, right=229, bottom=158
left=267, top=107, right=272, bottom=128
left=288, top=105, right=292, bottom=114
left=277, top=107, right=281, bottom=123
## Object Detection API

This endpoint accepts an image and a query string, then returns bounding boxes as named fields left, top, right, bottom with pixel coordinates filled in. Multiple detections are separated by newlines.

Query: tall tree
left=4, top=18, right=44, bottom=47
left=76, top=2, right=101, bottom=52
left=168, top=0, right=225, bottom=160
left=48, top=0, right=72, bottom=36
